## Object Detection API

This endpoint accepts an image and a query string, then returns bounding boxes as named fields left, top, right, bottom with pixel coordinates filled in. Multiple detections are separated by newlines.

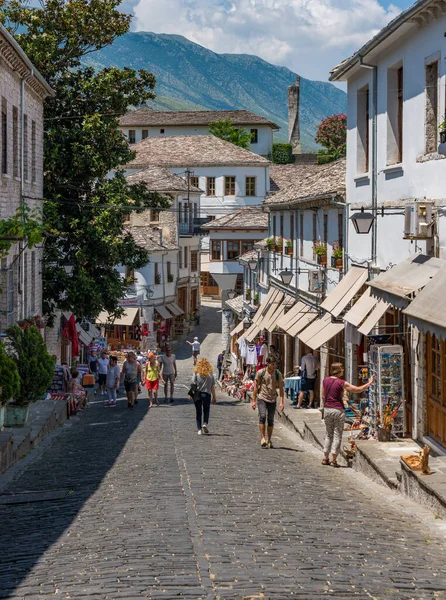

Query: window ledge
left=416, top=152, right=446, bottom=163
left=382, top=164, right=403, bottom=174
left=354, top=174, right=370, bottom=183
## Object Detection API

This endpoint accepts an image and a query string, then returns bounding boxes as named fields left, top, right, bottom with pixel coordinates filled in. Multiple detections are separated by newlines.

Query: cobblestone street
left=1, top=304, right=446, bottom=599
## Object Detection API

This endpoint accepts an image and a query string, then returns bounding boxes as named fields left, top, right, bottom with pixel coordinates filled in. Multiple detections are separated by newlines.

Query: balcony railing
left=179, top=217, right=213, bottom=236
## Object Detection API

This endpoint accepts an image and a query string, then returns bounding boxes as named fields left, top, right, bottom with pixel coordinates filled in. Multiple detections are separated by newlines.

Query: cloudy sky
left=125, top=0, right=415, bottom=82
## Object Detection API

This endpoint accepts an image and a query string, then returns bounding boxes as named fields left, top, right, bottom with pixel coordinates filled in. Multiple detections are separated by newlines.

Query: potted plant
left=331, top=241, right=343, bottom=268
left=285, top=238, right=293, bottom=255
left=155, top=273, right=161, bottom=285
left=439, top=120, right=446, bottom=144
left=0, top=341, right=20, bottom=430
left=313, top=239, right=327, bottom=265
left=5, top=325, right=55, bottom=427
left=265, top=236, right=274, bottom=251
left=167, top=273, right=174, bottom=283
left=276, top=236, right=284, bottom=253
left=246, top=288, right=252, bottom=300
left=253, top=292, right=259, bottom=306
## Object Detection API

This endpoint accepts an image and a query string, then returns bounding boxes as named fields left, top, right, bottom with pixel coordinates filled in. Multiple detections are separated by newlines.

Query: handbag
left=300, top=366, right=307, bottom=386
left=188, top=374, right=199, bottom=400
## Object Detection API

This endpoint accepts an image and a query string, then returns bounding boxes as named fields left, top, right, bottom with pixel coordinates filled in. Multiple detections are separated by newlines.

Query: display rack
left=368, top=344, right=405, bottom=436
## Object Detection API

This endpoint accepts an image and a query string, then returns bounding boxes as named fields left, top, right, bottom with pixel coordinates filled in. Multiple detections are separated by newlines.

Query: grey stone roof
left=120, top=108, right=279, bottom=129
left=126, top=209, right=179, bottom=252
left=265, top=158, right=346, bottom=208
left=270, top=163, right=322, bottom=193
left=201, top=207, right=268, bottom=230
left=239, top=249, right=259, bottom=263
left=126, top=135, right=270, bottom=169
left=225, top=294, right=244, bottom=315
left=126, top=166, right=202, bottom=194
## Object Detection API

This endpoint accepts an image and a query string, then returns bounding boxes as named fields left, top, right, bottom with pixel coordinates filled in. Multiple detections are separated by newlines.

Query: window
left=280, top=214, right=284, bottom=239
left=206, top=176, right=216, bottom=196
left=323, top=213, right=328, bottom=244
left=154, top=262, right=159, bottom=282
left=179, top=247, right=183, bottom=269
left=31, top=120, right=36, bottom=182
left=12, top=106, right=18, bottom=178
left=300, top=213, right=304, bottom=255
left=1, top=99, right=7, bottom=175
left=290, top=213, right=294, bottom=244
left=241, top=241, right=253, bottom=254
left=250, top=129, right=258, bottom=144
left=128, top=130, right=136, bottom=144
left=425, top=60, right=439, bottom=154
left=224, top=176, right=236, bottom=196
left=208, top=215, right=216, bottom=221
left=191, top=251, right=198, bottom=272
left=245, top=176, right=256, bottom=196
left=190, top=176, right=199, bottom=189
left=160, top=128, right=165, bottom=134
left=357, top=84, right=369, bottom=174
left=235, top=274, right=243, bottom=295
left=193, top=203, right=198, bottom=219
left=184, top=246, right=188, bottom=268
left=167, top=261, right=171, bottom=278
left=23, top=115, right=28, bottom=180
left=387, top=65, right=403, bottom=165
left=142, top=129, right=149, bottom=139
left=312, top=212, right=317, bottom=244
left=211, top=240, right=221, bottom=260
left=338, top=213, right=344, bottom=249
left=227, top=240, right=240, bottom=260
left=272, top=215, right=277, bottom=238
left=151, top=210, right=160, bottom=222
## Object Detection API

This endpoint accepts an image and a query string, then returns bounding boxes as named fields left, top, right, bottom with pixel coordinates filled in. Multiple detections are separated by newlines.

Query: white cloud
left=132, top=0, right=400, bottom=81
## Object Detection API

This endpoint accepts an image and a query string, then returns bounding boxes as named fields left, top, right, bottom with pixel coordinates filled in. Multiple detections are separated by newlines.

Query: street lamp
left=279, top=269, right=293, bottom=286
left=227, top=290, right=236, bottom=300
left=248, top=258, right=258, bottom=271
left=350, top=207, right=374, bottom=234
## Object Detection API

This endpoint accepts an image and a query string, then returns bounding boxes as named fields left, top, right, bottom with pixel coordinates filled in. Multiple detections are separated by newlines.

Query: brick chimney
left=288, top=76, right=302, bottom=155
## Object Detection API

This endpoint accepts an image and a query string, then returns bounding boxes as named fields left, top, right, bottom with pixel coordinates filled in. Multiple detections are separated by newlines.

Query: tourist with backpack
left=251, top=355, right=284, bottom=448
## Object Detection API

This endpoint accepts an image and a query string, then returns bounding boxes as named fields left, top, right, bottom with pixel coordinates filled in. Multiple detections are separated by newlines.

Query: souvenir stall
left=96, top=308, right=142, bottom=351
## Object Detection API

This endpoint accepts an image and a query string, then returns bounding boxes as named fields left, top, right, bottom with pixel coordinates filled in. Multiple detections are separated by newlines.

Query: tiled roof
left=126, top=222, right=179, bottom=252
left=201, top=207, right=268, bottom=230
left=225, top=294, right=244, bottom=315
left=239, top=249, right=258, bottom=262
left=126, top=135, right=270, bottom=169
left=126, top=166, right=202, bottom=194
left=269, top=163, right=322, bottom=193
left=265, top=158, right=346, bottom=207
left=120, top=108, right=279, bottom=129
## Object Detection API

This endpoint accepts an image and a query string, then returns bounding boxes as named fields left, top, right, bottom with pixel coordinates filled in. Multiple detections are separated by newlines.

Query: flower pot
left=317, top=254, right=327, bottom=266
left=285, top=246, right=293, bottom=255
left=331, top=256, right=343, bottom=269
left=5, top=403, right=30, bottom=427
left=270, top=245, right=276, bottom=252
left=440, top=130, right=446, bottom=144
left=276, top=246, right=283, bottom=254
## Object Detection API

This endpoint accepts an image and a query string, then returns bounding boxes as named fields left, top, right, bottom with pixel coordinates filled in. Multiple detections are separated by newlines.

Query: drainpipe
left=359, top=57, right=378, bottom=267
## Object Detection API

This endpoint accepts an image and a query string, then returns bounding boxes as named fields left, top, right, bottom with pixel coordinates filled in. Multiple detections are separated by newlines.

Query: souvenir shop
left=96, top=307, right=144, bottom=350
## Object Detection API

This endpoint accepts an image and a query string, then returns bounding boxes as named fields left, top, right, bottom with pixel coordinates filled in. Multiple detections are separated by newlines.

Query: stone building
left=0, top=25, right=53, bottom=333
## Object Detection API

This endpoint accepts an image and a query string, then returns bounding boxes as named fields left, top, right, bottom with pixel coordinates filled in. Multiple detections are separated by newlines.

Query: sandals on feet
left=331, top=460, right=340, bottom=468
left=321, top=458, right=330, bottom=466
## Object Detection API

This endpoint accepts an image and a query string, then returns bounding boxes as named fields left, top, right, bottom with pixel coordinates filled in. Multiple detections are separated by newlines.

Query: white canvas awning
left=403, top=268, right=446, bottom=339
left=96, top=307, right=139, bottom=326
left=259, top=291, right=285, bottom=331
left=239, top=287, right=280, bottom=342
left=167, top=303, right=184, bottom=316
left=343, top=289, right=379, bottom=327
left=265, top=296, right=294, bottom=332
left=299, top=314, right=344, bottom=350
left=230, top=321, right=245, bottom=337
left=287, top=305, right=319, bottom=337
left=155, top=305, right=174, bottom=320
left=320, top=266, right=368, bottom=317
left=358, top=301, right=390, bottom=336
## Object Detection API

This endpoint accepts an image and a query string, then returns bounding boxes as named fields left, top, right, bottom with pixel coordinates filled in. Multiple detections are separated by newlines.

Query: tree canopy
left=209, top=119, right=253, bottom=149
left=0, top=0, right=169, bottom=323
left=315, top=113, right=347, bottom=161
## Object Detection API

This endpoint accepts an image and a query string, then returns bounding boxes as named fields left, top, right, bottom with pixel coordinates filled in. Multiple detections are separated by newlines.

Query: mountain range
left=84, top=32, right=347, bottom=152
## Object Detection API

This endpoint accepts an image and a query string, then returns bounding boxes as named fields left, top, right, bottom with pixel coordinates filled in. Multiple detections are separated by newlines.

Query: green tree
left=209, top=119, right=254, bottom=149
left=0, top=0, right=169, bottom=323
left=0, top=341, right=20, bottom=404
left=7, top=325, right=55, bottom=405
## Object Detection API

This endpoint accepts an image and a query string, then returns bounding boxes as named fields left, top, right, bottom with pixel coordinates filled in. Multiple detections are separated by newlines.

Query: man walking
left=251, top=356, right=284, bottom=448
left=98, top=351, right=109, bottom=397
left=158, top=347, right=177, bottom=403
left=296, top=349, right=319, bottom=409
left=217, top=350, right=225, bottom=381
left=186, top=337, right=201, bottom=365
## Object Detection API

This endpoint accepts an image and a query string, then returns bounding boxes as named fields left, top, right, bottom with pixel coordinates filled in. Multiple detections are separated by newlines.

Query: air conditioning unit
left=308, top=270, right=324, bottom=294
left=404, top=202, right=434, bottom=239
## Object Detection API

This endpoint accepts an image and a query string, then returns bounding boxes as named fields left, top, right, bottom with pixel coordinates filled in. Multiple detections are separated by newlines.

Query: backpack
left=258, top=368, right=281, bottom=391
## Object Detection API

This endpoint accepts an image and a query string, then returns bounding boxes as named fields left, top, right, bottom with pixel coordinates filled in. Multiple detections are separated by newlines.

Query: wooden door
left=427, top=333, right=446, bottom=447
left=177, top=287, right=187, bottom=314
left=190, top=289, right=198, bottom=315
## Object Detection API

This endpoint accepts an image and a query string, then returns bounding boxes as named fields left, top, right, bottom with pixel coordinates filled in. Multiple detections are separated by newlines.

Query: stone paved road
left=1, top=304, right=446, bottom=599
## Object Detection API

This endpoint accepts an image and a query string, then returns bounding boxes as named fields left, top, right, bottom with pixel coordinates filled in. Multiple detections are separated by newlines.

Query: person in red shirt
left=321, top=363, right=373, bottom=467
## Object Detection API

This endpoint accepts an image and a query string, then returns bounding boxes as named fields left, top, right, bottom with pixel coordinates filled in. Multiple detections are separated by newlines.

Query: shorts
left=146, top=379, right=159, bottom=391
left=163, top=373, right=175, bottom=384
left=257, top=399, right=276, bottom=427
left=301, top=377, right=316, bottom=392
left=124, top=380, right=138, bottom=393
left=98, top=373, right=107, bottom=386
left=193, top=351, right=200, bottom=358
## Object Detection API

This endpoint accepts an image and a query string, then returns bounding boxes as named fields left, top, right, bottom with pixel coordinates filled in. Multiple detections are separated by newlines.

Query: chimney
left=288, top=76, right=301, bottom=155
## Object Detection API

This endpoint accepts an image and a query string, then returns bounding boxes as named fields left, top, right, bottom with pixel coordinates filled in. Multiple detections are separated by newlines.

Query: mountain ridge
left=84, top=32, right=347, bottom=151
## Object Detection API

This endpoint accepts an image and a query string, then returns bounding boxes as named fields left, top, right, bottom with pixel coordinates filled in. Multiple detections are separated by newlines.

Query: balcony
left=179, top=218, right=213, bottom=237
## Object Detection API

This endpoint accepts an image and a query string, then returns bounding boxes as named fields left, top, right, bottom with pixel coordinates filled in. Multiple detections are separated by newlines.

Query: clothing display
left=246, top=344, right=258, bottom=366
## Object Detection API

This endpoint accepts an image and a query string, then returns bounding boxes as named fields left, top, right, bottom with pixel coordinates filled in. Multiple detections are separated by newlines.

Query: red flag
left=62, top=314, right=79, bottom=357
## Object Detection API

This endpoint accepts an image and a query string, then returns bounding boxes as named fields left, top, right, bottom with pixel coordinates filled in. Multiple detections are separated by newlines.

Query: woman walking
left=322, top=363, right=373, bottom=467
left=145, top=353, right=164, bottom=407
left=189, top=358, right=216, bottom=435
left=120, top=351, right=142, bottom=409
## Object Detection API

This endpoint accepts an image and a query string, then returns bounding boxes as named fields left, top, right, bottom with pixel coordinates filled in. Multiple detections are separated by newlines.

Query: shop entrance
left=426, top=333, right=446, bottom=448
left=190, top=288, right=198, bottom=315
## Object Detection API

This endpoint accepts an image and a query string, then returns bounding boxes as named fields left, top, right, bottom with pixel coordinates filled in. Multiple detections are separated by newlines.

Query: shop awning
left=287, top=305, right=319, bottom=337
left=230, top=321, right=245, bottom=337
left=156, top=305, right=174, bottom=320
left=96, top=307, right=139, bottom=326
left=367, top=254, right=446, bottom=309
left=344, top=289, right=379, bottom=327
left=265, top=296, right=294, bottom=332
left=259, top=291, right=285, bottom=331
left=167, top=303, right=184, bottom=316
left=299, top=314, right=344, bottom=350
left=320, top=266, right=368, bottom=317
left=239, top=287, right=280, bottom=342
left=358, top=300, right=389, bottom=336
left=403, top=268, right=446, bottom=339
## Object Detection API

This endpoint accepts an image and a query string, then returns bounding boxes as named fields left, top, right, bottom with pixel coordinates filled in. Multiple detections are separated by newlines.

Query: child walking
left=145, top=352, right=165, bottom=407
left=106, top=356, right=120, bottom=407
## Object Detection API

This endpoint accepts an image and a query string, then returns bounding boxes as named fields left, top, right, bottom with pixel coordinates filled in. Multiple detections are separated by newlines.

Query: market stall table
left=284, top=376, right=301, bottom=405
